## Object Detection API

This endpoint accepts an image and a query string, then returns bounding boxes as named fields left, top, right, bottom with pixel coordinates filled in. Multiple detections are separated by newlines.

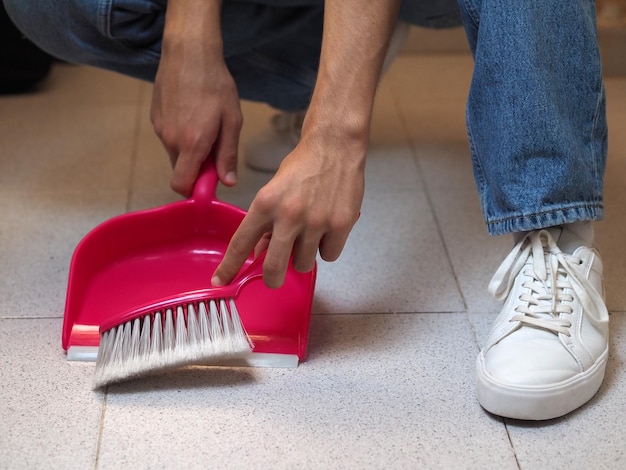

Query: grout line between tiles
left=313, top=310, right=467, bottom=315
left=386, top=66, right=523, bottom=464
left=464, top=311, right=482, bottom=352
left=504, top=422, right=522, bottom=470
left=387, top=78, right=469, bottom=313
left=94, top=389, right=108, bottom=470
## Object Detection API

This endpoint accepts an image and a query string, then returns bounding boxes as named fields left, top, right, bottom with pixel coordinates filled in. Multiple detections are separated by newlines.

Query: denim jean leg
left=3, top=0, right=166, bottom=81
left=456, top=0, right=607, bottom=235
left=223, top=3, right=323, bottom=112
left=3, top=0, right=325, bottom=110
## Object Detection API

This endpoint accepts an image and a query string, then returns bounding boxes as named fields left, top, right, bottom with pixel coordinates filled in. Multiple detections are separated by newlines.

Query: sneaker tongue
left=548, top=225, right=589, bottom=255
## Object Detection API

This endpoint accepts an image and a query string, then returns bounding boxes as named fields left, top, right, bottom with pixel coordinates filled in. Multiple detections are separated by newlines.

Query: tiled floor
left=1, top=51, right=625, bottom=469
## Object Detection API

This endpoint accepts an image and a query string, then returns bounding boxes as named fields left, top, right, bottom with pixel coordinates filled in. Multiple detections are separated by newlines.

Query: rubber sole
left=476, top=347, right=609, bottom=420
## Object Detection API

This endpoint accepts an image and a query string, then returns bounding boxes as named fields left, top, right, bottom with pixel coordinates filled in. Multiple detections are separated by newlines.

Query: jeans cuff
left=486, top=205, right=604, bottom=236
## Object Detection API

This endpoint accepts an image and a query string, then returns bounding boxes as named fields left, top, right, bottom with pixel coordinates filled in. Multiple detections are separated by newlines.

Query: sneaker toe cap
left=483, top=338, right=581, bottom=386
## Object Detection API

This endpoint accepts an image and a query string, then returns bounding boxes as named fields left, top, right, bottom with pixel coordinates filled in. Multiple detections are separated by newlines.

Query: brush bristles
left=93, top=298, right=253, bottom=388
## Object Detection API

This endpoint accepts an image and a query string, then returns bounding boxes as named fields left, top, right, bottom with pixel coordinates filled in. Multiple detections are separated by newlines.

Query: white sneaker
left=243, top=21, right=410, bottom=172
left=476, top=226, right=609, bottom=420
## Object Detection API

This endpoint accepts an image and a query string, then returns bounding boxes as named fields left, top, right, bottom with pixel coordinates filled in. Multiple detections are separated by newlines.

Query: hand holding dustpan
left=62, top=158, right=316, bottom=388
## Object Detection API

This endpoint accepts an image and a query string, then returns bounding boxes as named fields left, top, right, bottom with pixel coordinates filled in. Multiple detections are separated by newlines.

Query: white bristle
left=209, top=300, right=222, bottom=345
left=164, top=308, right=175, bottom=354
left=151, top=312, right=163, bottom=355
left=129, top=318, right=141, bottom=358
left=97, top=331, right=111, bottom=367
left=92, top=298, right=253, bottom=389
left=111, top=323, right=125, bottom=365
left=198, top=302, right=211, bottom=348
left=220, top=299, right=234, bottom=346
left=175, top=306, right=187, bottom=349
left=229, top=299, right=254, bottom=350
left=187, top=304, right=200, bottom=346
left=139, top=315, right=151, bottom=356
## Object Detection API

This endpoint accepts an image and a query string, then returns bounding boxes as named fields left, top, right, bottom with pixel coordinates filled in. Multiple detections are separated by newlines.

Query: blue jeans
left=458, top=0, right=606, bottom=235
left=4, top=0, right=606, bottom=236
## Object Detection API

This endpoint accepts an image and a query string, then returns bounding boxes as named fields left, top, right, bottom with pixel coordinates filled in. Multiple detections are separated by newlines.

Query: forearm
left=302, top=0, right=401, bottom=159
left=163, top=0, right=222, bottom=48
left=153, top=0, right=242, bottom=195
left=162, top=0, right=223, bottom=64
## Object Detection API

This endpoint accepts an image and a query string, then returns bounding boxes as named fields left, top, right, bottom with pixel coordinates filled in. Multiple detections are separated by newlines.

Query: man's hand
left=212, top=126, right=366, bottom=288
left=150, top=0, right=242, bottom=197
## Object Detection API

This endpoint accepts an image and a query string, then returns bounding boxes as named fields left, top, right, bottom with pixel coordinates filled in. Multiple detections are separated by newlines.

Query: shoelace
left=488, top=230, right=608, bottom=336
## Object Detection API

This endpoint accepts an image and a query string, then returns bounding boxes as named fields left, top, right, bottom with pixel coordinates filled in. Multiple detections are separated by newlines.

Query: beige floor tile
left=313, top=188, right=464, bottom=314
left=0, top=190, right=127, bottom=318
left=493, top=313, right=626, bottom=467
left=0, top=318, right=102, bottom=469
left=468, top=312, right=626, bottom=466
left=0, top=66, right=140, bottom=194
left=97, top=314, right=515, bottom=470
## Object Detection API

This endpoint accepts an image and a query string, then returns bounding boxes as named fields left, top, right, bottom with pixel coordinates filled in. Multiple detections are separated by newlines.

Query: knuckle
left=306, top=213, right=327, bottom=232
left=180, top=128, right=201, bottom=152
left=263, top=258, right=282, bottom=277
left=262, top=263, right=284, bottom=287
left=159, top=127, right=177, bottom=148
left=293, top=258, right=315, bottom=273
left=329, top=211, right=356, bottom=233
left=252, top=186, right=277, bottom=215
left=169, top=176, right=189, bottom=197
left=280, top=201, right=303, bottom=224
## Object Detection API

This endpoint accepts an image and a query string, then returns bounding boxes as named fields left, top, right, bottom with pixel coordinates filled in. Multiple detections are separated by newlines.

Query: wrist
left=302, top=103, right=371, bottom=155
left=299, top=115, right=369, bottom=168
left=163, top=0, right=223, bottom=54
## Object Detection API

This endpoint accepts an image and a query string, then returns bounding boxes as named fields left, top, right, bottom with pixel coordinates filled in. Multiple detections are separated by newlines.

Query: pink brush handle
left=192, top=158, right=219, bottom=203
left=191, top=157, right=265, bottom=289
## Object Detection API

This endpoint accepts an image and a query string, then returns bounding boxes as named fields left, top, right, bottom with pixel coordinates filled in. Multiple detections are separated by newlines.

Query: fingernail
left=225, top=171, right=237, bottom=185
left=211, top=275, right=224, bottom=287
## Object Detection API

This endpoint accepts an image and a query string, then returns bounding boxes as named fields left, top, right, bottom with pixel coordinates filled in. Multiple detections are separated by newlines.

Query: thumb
left=214, top=115, right=241, bottom=187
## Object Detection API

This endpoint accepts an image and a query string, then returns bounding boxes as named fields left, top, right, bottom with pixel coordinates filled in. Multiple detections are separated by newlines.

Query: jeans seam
left=465, top=108, right=489, bottom=219
left=589, top=85, right=605, bottom=203
left=458, top=0, right=479, bottom=30
left=98, top=0, right=161, bottom=60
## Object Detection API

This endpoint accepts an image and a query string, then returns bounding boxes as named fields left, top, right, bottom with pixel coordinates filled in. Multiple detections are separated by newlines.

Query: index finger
left=211, top=210, right=270, bottom=287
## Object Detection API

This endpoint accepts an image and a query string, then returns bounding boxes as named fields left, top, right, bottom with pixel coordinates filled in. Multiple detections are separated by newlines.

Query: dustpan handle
left=191, top=157, right=219, bottom=202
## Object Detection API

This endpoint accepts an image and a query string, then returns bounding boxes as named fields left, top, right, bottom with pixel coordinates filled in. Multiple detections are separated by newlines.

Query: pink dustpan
left=62, top=159, right=316, bottom=368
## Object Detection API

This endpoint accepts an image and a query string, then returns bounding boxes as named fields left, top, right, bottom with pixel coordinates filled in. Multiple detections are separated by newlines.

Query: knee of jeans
left=4, top=0, right=95, bottom=63
left=3, top=1, right=38, bottom=42
left=4, top=0, right=162, bottom=70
